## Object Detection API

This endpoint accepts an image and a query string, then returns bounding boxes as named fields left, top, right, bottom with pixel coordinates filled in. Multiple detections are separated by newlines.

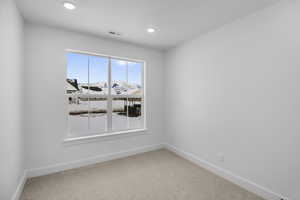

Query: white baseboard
left=27, top=143, right=164, bottom=178
left=11, top=170, right=27, bottom=200
left=164, top=143, right=288, bottom=200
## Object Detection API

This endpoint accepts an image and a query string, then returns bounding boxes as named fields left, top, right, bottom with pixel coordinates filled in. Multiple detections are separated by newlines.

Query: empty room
left=1, top=0, right=299, bottom=199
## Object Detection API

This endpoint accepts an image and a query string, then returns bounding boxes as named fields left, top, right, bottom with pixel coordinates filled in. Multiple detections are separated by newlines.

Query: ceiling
left=16, top=0, right=279, bottom=50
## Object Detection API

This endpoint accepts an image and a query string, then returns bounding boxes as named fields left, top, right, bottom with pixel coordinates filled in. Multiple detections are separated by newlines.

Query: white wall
left=165, top=1, right=300, bottom=199
left=24, top=23, right=164, bottom=171
left=0, top=0, right=24, bottom=199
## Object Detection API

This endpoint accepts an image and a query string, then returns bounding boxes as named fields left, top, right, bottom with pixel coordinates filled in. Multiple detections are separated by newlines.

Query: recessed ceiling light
left=147, top=27, right=156, bottom=33
left=63, top=1, right=76, bottom=10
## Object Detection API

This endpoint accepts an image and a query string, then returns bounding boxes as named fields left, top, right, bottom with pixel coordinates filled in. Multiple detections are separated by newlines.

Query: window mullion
left=107, top=58, right=112, bottom=132
left=126, top=61, right=129, bottom=130
left=142, top=62, right=145, bottom=130
left=88, top=56, right=91, bottom=132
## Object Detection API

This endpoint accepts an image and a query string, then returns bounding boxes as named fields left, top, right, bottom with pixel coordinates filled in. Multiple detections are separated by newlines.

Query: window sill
left=63, top=128, right=147, bottom=146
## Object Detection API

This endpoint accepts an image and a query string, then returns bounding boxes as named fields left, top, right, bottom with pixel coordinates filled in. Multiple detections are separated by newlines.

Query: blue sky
left=67, top=52, right=142, bottom=85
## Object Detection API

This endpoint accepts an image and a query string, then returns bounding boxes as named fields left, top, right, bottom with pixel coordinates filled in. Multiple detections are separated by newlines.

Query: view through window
left=66, top=52, right=144, bottom=138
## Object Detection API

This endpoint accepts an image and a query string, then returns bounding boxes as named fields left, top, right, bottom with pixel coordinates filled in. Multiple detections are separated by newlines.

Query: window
left=66, top=51, right=145, bottom=139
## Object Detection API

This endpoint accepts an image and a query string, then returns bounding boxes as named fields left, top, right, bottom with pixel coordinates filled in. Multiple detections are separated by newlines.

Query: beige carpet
left=21, top=149, right=264, bottom=200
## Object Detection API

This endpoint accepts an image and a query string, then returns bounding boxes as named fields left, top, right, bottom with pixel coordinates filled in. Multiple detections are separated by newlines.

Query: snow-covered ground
left=66, top=80, right=143, bottom=137
left=67, top=99, right=143, bottom=138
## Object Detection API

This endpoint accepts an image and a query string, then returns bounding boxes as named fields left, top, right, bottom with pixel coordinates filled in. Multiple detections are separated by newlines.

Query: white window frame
left=64, top=49, right=147, bottom=143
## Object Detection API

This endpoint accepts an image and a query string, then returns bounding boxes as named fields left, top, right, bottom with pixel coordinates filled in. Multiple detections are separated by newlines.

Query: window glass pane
left=88, top=56, right=108, bottom=133
left=67, top=53, right=89, bottom=88
left=128, top=62, right=143, bottom=129
left=128, top=62, right=142, bottom=89
left=89, top=97, right=107, bottom=133
left=127, top=98, right=143, bottom=129
left=89, top=55, right=108, bottom=95
left=111, top=59, right=129, bottom=130
left=66, top=53, right=89, bottom=136
left=112, top=97, right=128, bottom=131
left=111, top=59, right=128, bottom=95
left=67, top=96, right=90, bottom=137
